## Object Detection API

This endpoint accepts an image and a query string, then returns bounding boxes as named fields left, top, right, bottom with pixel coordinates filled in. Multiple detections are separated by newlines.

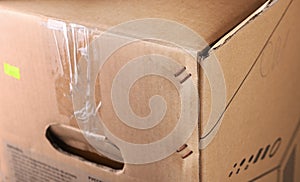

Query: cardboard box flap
left=0, top=0, right=272, bottom=51
left=198, top=0, right=277, bottom=59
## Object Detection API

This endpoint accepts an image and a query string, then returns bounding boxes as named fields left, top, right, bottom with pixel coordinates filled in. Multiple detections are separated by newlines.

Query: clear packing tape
left=48, top=20, right=125, bottom=162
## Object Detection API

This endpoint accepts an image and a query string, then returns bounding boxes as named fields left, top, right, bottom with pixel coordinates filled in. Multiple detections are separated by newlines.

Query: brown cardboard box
left=0, top=0, right=299, bottom=181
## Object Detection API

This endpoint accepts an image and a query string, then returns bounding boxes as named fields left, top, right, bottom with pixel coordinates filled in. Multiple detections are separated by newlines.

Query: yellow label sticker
left=3, top=63, right=20, bottom=80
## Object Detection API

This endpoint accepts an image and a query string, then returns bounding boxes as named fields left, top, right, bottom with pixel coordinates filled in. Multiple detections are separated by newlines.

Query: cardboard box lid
left=0, top=0, right=274, bottom=51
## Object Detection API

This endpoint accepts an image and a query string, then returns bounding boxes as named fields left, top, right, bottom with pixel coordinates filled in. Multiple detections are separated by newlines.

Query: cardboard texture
left=0, top=0, right=299, bottom=181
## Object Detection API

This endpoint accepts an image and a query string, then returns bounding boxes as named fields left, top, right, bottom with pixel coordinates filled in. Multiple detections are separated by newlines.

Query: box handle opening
left=45, top=124, right=124, bottom=171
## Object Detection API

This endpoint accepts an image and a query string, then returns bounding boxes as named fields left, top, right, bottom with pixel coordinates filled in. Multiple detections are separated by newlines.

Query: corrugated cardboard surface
left=0, top=8, right=199, bottom=181
left=200, top=0, right=300, bottom=180
left=0, top=0, right=267, bottom=49
left=0, top=0, right=299, bottom=181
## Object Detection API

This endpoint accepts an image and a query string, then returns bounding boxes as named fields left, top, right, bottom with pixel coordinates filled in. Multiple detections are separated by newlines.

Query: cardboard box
left=0, top=0, right=299, bottom=181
